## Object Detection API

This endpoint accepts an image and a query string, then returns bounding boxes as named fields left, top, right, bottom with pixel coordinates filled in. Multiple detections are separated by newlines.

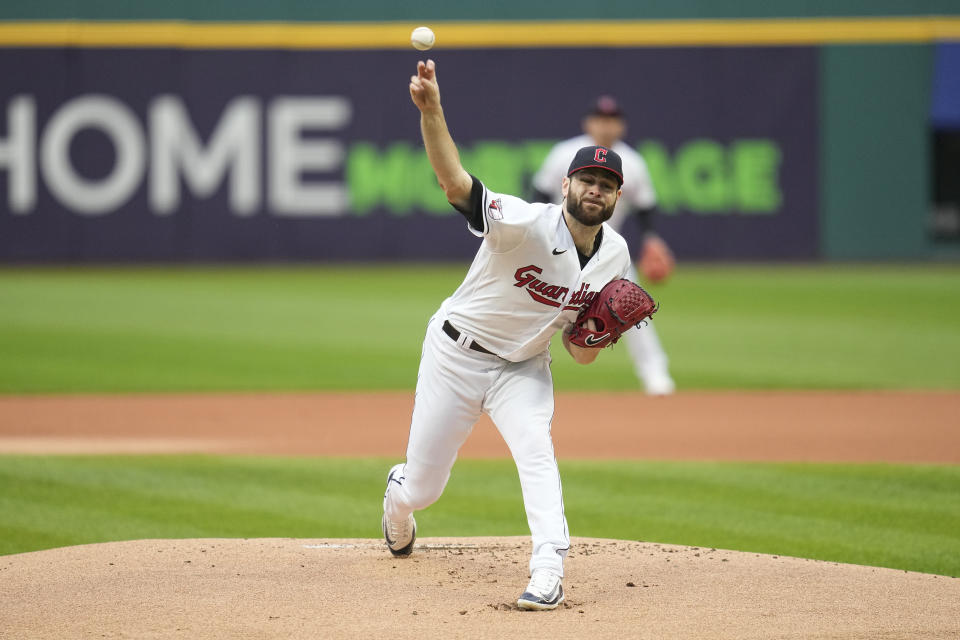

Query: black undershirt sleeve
left=452, top=174, right=486, bottom=233
left=634, top=205, right=657, bottom=237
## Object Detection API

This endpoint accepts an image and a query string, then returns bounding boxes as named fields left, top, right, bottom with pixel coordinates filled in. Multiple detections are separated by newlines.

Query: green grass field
left=1, top=263, right=958, bottom=573
left=1, top=456, right=957, bottom=576
left=1, top=263, right=958, bottom=392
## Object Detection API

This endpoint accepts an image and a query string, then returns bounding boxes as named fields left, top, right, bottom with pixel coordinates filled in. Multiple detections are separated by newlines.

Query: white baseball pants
left=383, top=315, right=569, bottom=577
left=627, top=267, right=674, bottom=394
left=625, top=318, right=674, bottom=393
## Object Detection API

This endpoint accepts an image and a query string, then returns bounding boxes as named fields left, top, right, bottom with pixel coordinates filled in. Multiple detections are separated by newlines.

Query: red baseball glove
left=567, top=279, right=659, bottom=348
left=640, top=235, right=675, bottom=283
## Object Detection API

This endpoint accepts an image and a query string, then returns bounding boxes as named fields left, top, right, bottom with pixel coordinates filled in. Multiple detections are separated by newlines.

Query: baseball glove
left=639, top=235, right=675, bottom=283
left=567, top=279, right=659, bottom=349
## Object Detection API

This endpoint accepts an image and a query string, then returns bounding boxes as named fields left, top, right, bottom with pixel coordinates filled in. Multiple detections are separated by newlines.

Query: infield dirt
left=1, top=390, right=957, bottom=462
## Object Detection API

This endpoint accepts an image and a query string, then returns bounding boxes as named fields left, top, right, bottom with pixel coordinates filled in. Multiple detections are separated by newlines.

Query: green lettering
left=347, top=138, right=781, bottom=218
left=637, top=141, right=679, bottom=213
left=522, top=140, right=558, bottom=197
left=379, top=143, right=426, bottom=215
left=409, top=148, right=451, bottom=215
left=345, top=142, right=449, bottom=216
left=344, top=142, right=383, bottom=215
left=460, top=142, right=527, bottom=196
left=732, top=140, right=782, bottom=213
left=523, top=140, right=556, bottom=171
left=674, top=140, right=730, bottom=212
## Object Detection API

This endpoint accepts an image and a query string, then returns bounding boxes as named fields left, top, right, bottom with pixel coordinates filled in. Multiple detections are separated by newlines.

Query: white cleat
left=382, top=463, right=416, bottom=557
left=517, top=569, right=564, bottom=611
left=642, top=371, right=676, bottom=396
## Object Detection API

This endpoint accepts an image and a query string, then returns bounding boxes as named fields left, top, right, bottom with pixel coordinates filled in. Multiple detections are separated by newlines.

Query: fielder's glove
left=567, top=279, right=659, bottom=349
left=639, top=235, right=675, bottom=283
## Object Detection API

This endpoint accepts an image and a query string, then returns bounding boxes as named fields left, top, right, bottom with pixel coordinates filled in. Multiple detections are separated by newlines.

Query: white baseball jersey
left=531, top=134, right=657, bottom=232
left=440, top=177, right=632, bottom=362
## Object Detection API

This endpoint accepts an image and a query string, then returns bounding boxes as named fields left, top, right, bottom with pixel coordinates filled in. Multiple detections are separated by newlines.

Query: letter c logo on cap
left=594, top=148, right=607, bottom=163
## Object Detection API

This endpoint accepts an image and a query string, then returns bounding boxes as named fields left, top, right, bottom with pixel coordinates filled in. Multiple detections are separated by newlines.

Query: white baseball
left=411, top=26, right=435, bottom=51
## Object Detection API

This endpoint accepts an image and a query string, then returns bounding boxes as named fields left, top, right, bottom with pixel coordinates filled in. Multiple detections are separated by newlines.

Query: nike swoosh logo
left=552, top=248, right=567, bottom=255
left=584, top=333, right=611, bottom=346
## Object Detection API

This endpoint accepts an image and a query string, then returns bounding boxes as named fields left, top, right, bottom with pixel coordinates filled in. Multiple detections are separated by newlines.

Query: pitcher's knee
left=403, top=483, right=445, bottom=510
left=397, top=461, right=451, bottom=510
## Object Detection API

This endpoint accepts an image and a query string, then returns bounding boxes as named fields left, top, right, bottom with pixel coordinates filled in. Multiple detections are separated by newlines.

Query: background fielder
left=382, top=58, right=635, bottom=611
left=531, top=95, right=676, bottom=395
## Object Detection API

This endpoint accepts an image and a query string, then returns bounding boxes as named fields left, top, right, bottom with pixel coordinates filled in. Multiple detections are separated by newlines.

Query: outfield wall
left=2, top=1, right=958, bottom=21
left=0, top=7, right=957, bottom=261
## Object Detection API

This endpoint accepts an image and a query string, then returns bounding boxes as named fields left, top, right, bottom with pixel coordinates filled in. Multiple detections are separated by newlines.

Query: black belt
left=442, top=320, right=495, bottom=355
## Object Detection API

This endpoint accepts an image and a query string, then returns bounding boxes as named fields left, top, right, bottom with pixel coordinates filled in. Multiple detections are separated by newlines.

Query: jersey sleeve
left=454, top=175, right=542, bottom=253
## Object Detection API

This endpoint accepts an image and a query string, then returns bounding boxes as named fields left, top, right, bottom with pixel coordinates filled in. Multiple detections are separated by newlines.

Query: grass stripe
left=1, top=456, right=957, bottom=577
left=3, top=264, right=958, bottom=392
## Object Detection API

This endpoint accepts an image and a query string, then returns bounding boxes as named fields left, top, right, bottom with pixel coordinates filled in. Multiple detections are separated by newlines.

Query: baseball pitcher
left=381, top=59, right=657, bottom=611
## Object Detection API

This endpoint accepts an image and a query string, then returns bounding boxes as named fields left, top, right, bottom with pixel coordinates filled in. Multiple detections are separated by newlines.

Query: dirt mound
left=1, top=537, right=957, bottom=639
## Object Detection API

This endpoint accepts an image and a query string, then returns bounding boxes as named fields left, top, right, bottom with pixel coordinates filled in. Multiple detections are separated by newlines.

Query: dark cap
left=567, top=145, right=624, bottom=187
left=587, top=95, right=624, bottom=118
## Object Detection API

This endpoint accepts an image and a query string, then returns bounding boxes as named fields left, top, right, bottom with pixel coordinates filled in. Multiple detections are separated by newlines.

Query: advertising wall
left=0, top=46, right=817, bottom=262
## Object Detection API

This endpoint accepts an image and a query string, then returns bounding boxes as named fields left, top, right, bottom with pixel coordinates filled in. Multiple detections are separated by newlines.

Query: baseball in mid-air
left=411, top=26, right=435, bottom=51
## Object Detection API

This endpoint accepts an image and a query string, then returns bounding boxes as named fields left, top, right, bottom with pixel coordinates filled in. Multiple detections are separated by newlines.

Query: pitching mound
left=1, top=537, right=957, bottom=639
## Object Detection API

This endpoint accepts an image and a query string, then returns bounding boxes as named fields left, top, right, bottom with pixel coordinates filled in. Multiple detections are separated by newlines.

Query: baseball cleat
left=641, top=370, right=675, bottom=396
left=382, top=464, right=416, bottom=556
left=517, top=569, right=564, bottom=611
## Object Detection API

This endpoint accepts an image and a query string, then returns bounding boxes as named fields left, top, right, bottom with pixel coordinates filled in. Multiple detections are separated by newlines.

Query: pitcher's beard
left=565, top=195, right=615, bottom=227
